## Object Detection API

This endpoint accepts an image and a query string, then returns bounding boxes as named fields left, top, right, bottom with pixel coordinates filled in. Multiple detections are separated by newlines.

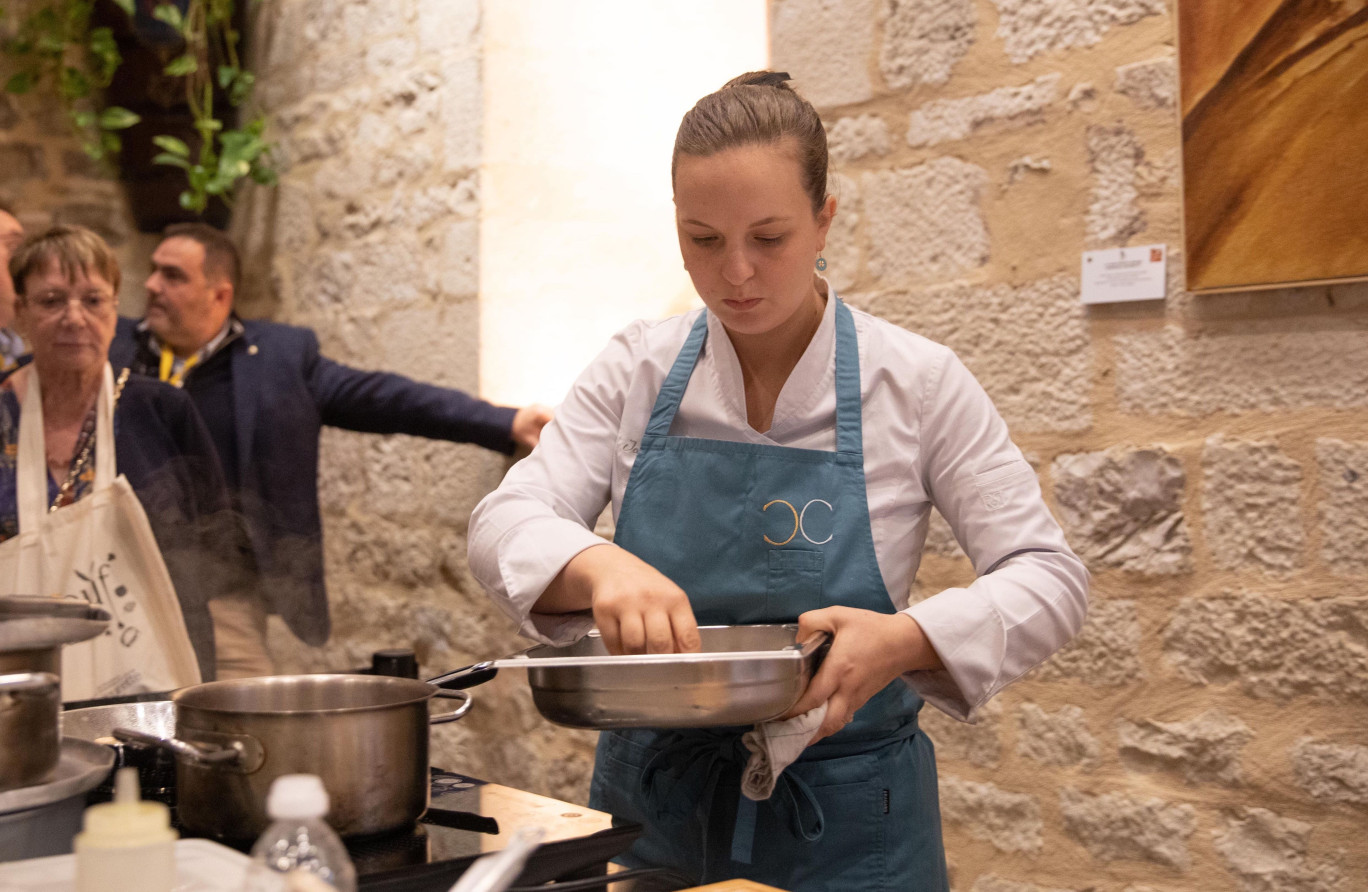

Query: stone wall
left=239, top=0, right=601, bottom=797
left=774, top=0, right=1368, bottom=890
left=0, top=86, right=157, bottom=311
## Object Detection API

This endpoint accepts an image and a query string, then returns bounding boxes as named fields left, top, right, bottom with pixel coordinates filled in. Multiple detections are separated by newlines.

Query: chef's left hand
left=781, top=607, right=942, bottom=743
left=511, top=404, right=554, bottom=451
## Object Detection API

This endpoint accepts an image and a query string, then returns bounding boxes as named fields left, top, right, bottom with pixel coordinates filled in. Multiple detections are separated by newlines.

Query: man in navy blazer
left=109, top=224, right=551, bottom=676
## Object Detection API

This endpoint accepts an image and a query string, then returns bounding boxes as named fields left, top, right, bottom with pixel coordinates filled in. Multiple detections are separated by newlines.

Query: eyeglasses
left=27, top=290, right=118, bottom=319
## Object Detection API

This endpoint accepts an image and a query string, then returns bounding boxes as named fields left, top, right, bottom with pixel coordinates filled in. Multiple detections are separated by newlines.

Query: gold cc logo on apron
left=762, top=499, right=835, bottom=546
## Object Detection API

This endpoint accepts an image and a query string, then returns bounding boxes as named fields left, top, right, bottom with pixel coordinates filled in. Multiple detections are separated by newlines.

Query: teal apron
left=588, top=298, right=949, bottom=892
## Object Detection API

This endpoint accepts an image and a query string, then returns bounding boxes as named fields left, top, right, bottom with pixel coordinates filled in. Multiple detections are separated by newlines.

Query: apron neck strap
left=643, top=297, right=864, bottom=456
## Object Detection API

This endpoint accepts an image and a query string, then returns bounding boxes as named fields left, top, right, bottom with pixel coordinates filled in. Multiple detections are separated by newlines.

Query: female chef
left=468, top=71, right=1089, bottom=891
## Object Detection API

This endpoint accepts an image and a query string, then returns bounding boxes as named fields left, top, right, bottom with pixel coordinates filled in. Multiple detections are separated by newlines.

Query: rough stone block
left=1212, top=808, right=1343, bottom=892
left=1116, top=709, right=1253, bottom=785
left=440, top=218, right=480, bottom=299
left=0, top=94, right=18, bottom=130
left=52, top=201, right=126, bottom=246
left=879, top=0, right=977, bottom=89
left=1035, top=598, right=1143, bottom=685
left=1115, top=56, right=1177, bottom=109
left=1202, top=436, right=1304, bottom=573
left=441, top=50, right=482, bottom=173
left=342, top=0, right=414, bottom=46
left=1086, top=123, right=1146, bottom=244
left=1162, top=592, right=1368, bottom=702
left=991, top=0, right=1167, bottom=63
left=855, top=275, right=1090, bottom=432
left=827, top=114, right=891, bottom=162
left=862, top=158, right=989, bottom=284
left=1006, top=155, right=1052, bottom=184
left=1115, top=327, right=1368, bottom=416
left=417, top=0, right=480, bottom=54
left=922, top=697, right=1001, bottom=767
left=906, top=74, right=1060, bottom=147
left=365, top=36, right=418, bottom=77
left=1059, top=787, right=1195, bottom=869
left=971, top=878, right=1082, bottom=892
left=0, top=143, right=46, bottom=181
left=1316, top=439, right=1368, bottom=575
left=1017, top=703, right=1099, bottom=767
left=939, top=776, right=1042, bottom=854
left=1291, top=738, right=1368, bottom=806
left=1052, top=448, right=1191, bottom=575
left=350, top=233, right=435, bottom=306
left=771, top=0, right=878, bottom=107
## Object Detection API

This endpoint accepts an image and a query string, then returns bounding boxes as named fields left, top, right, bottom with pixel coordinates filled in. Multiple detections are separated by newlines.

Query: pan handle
left=112, top=727, right=242, bottom=766
left=429, top=688, right=474, bottom=725
left=425, top=661, right=499, bottom=691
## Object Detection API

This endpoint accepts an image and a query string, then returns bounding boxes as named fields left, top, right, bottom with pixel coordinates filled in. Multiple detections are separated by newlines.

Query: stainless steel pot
left=114, top=674, right=471, bottom=841
left=0, top=672, right=60, bottom=791
left=0, top=597, right=111, bottom=678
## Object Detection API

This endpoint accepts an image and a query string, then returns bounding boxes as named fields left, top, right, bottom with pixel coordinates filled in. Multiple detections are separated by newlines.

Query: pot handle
left=425, top=661, right=499, bottom=691
left=112, top=726, right=242, bottom=766
left=429, top=688, right=474, bottom=725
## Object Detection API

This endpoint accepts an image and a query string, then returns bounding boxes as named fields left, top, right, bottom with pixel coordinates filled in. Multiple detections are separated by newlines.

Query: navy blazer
left=110, top=317, right=518, bottom=644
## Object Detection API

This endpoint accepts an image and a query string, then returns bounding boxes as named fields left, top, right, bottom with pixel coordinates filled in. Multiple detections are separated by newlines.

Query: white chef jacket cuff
left=495, top=522, right=611, bottom=646
left=902, top=593, right=1005, bottom=723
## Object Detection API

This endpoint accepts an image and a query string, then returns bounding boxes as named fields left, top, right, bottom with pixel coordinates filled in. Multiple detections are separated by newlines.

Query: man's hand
left=511, top=404, right=553, bottom=451
left=546, top=544, right=701, bottom=656
left=781, top=607, right=942, bottom=743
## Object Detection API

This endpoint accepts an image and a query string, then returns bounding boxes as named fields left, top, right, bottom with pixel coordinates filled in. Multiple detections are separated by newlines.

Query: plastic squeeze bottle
left=241, top=774, right=356, bottom=892
left=74, top=767, right=177, bottom=892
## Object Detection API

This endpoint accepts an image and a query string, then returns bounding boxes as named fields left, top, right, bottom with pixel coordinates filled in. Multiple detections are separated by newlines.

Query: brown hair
left=8, top=224, right=120, bottom=297
left=672, top=70, right=829, bottom=214
left=163, top=222, right=240, bottom=292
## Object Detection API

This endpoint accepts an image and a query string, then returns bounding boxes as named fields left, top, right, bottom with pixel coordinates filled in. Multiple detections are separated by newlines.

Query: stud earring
left=815, top=255, right=827, bottom=272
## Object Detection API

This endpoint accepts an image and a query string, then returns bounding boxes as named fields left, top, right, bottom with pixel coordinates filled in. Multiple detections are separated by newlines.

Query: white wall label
left=1080, top=244, right=1167, bottom=304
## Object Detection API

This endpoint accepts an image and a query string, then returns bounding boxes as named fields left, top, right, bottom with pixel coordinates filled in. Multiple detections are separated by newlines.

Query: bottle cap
left=266, top=774, right=330, bottom=820
left=75, top=767, right=177, bottom=850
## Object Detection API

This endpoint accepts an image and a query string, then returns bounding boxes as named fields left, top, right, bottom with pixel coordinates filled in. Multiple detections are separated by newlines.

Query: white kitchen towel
left=740, top=702, right=828, bottom=801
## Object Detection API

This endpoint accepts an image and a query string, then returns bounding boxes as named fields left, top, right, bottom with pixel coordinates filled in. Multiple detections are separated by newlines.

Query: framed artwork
left=1177, top=1, right=1368, bottom=292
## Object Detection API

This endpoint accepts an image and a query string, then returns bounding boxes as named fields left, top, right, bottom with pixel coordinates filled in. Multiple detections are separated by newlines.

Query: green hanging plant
left=0, top=0, right=276, bottom=215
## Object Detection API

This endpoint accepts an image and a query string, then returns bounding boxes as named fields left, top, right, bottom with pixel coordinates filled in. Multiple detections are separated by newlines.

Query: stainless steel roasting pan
left=426, top=624, right=830, bottom=730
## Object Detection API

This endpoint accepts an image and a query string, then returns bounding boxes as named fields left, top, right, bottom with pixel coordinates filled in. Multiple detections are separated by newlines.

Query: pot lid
left=0, top=597, right=111, bottom=653
left=0, top=737, right=114, bottom=815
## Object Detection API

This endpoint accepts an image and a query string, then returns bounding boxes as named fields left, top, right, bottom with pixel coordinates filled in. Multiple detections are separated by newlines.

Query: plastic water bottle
left=241, top=774, right=357, bottom=892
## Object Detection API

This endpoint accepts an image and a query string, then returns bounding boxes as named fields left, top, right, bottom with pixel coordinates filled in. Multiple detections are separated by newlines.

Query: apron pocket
left=766, top=549, right=825, bottom=619
left=747, top=751, right=887, bottom=890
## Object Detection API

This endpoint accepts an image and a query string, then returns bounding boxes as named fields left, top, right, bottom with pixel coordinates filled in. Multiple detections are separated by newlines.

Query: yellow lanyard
left=158, top=347, right=200, bottom=387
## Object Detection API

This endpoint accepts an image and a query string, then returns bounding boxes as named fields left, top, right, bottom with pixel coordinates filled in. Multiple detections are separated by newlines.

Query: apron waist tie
left=639, top=731, right=826, bottom=872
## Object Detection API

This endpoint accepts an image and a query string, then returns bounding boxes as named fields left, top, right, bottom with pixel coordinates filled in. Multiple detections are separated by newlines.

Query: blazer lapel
left=230, top=330, right=260, bottom=486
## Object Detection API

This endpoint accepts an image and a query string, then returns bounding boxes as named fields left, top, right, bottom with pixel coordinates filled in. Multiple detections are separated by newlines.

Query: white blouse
left=468, top=288, right=1089, bottom=721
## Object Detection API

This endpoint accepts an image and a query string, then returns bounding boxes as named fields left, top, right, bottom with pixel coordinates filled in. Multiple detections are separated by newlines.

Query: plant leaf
left=217, top=65, right=235, bottom=89
left=111, top=0, right=135, bottom=16
left=164, top=54, right=197, bottom=77
left=152, top=135, right=192, bottom=157
left=152, top=3, right=185, bottom=31
left=153, top=152, right=191, bottom=169
left=5, top=71, right=35, bottom=94
left=98, top=106, right=140, bottom=130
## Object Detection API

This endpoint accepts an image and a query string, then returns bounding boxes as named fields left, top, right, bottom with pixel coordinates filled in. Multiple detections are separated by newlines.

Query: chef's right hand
left=561, top=544, right=701, bottom=656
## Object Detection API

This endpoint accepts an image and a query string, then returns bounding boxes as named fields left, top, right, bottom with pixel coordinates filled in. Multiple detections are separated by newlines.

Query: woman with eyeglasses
left=2, top=224, right=247, bottom=685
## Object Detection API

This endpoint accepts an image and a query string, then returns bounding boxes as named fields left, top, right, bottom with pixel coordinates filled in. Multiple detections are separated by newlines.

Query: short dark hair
left=162, top=222, right=240, bottom=292
left=0, top=200, right=15, bottom=217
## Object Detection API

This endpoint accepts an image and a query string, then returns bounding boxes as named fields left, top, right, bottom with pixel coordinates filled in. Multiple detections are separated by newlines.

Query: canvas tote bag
left=0, top=363, right=201, bottom=699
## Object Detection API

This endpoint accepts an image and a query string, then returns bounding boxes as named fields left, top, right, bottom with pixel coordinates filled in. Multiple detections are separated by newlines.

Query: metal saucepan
left=428, top=624, right=831, bottom=730
left=60, top=700, right=177, bottom=801
left=0, top=596, right=110, bottom=677
left=0, top=672, right=61, bottom=791
left=114, top=673, right=472, bottom=841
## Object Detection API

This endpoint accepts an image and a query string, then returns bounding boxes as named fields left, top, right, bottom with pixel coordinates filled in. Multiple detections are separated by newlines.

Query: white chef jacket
left=468, top=287, right=1089, bottom=722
